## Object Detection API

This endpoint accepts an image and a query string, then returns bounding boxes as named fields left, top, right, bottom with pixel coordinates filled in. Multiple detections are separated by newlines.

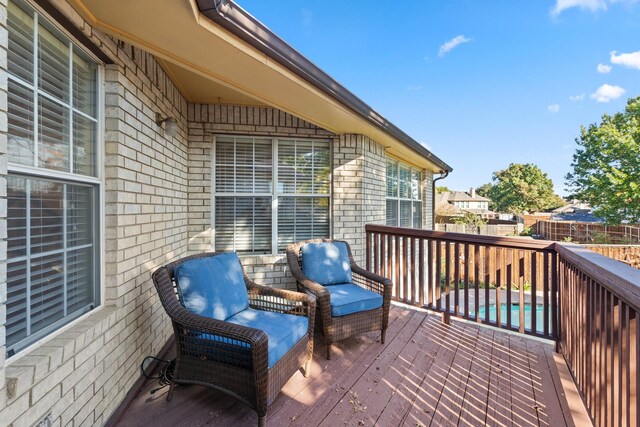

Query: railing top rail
left=555, top=243, right=640, bottom=311
left=365, top=224, right=556, bottom=251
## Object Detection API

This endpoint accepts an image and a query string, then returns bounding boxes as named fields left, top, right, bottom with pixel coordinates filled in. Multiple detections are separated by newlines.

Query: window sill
left=4, top=305, right=117, bottom=401
left=238, top=253, right=287, bottom=265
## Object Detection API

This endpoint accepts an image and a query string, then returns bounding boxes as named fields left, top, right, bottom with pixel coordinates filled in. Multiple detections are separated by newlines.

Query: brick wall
left=0, top=1, right=189, bottom=424
left=424, top=170, right=434, bottom=229
left=333, top=134, right=387, bottom=265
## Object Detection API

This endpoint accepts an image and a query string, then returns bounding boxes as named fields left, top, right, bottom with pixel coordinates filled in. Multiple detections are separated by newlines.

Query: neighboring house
left=436, top=188, right=492, bottom=217
left=552, top=200, right=593, bottom=215
left=0, top=0, right=451, bottom=425
left=551, top=200, right=603, bottom=222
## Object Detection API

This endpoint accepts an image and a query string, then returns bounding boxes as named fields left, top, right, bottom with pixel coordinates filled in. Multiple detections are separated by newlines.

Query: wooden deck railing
left=365, top=224, right=558, bottom=339
left=365, top=224, right=640, bottom=427
left=556, top=244, right=640, bottom=427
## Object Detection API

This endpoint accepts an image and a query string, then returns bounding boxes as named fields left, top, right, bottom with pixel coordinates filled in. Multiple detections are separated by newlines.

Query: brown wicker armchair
left=152, top=252, right=315, bottom=427
left=286, top=239, right=392, bottom=360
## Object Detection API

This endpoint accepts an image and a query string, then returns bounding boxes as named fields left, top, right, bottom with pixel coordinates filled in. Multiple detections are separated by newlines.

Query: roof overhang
left=69, top=0, right=452, bottom=173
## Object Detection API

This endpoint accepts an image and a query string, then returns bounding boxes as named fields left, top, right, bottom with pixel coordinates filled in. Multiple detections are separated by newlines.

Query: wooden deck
left=111, top=305, right=590, bottom=427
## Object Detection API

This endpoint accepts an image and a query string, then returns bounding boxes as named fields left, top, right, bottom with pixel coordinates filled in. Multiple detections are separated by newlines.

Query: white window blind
left=7, top=176, right=96, bottom=355
left=386, top=158, right=423, bottom=228
left=213, top=136, right=330, bottom=254
left=6, top=0, right=100, bottom=357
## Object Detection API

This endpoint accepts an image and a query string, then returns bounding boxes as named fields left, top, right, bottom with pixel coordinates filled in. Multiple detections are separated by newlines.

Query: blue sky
left=238, top=0, right=640, bottom=196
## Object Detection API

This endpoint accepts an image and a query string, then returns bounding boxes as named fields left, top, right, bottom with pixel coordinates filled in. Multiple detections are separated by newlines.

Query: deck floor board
left=111, top=304, right=589, bottom=427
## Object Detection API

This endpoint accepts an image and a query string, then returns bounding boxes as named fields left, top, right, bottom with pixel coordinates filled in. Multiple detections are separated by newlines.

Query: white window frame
left=211, top=135, right=331, bottom=255
left=386, top=157, right=423, bottom=228
left=5, top=0, right=104, bottom=359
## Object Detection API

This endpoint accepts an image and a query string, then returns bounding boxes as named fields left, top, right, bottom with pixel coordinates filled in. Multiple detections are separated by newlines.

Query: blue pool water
left=477, top=303, right=547, bottom=332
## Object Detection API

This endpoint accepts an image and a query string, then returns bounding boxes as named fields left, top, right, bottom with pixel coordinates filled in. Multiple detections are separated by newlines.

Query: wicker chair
left=286, top=239, right=392, bottom=360
left=152, top=252, right=315, bottom=427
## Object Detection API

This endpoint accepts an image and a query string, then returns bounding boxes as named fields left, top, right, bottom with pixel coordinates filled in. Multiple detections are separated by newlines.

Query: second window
left=213, top=136, right=330, bottom=254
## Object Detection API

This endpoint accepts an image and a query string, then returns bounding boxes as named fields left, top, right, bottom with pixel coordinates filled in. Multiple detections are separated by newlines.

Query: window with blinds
left=386, top=158, right=422, bottom=228
left=6, top=0, right=100, bottom=357
left=213, top=136, right=330, bottom=254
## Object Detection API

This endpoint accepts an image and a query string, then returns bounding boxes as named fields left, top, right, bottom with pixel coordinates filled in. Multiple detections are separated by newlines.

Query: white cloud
left=551, top=0, right=638, bottom=15
left=547, top=104, right=561, bottom=113
left=570, top=94, right=585, bottom=101
left=551, top=0, right=607, bottom=16
left=610, top=50, right=640, bottom=70
left=597, top=63, right=612, bottom=73
left=438, top=35, right=472, bottom=57
left=590, top=84, right=625, bottom=102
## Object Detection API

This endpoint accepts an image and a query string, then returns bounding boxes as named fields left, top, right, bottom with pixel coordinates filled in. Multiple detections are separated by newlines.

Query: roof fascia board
left=196, top=0, right=452, bottom=172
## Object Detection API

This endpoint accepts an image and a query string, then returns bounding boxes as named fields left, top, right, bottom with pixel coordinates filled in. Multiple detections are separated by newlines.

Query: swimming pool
left=477, top=303, right=547, bottom=332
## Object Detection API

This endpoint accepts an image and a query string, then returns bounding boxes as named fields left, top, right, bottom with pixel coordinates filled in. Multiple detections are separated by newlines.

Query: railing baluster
left=454, top=242, right=460, bottom=317
left=445, top=242, right=451, bottom=324
left=463, top=243, right=469, bottom=319
left=518, top=250, right=525, bottom=334
left=403, top=236, right=409, bottom=304
left=419, top=237, right=425, bottom=307
left=427, top=239, right=433, bottom=307
left=496, top=247, right=502, bottom=328
left=484, top=246, right=491, bottom=325
left=551, top=252, right=558, bottom=344
left=532, top=252, right=537, bottom=334
left=474, top=244, right=480, bottom=322
left=544, top=252, right=550, bottom=338
left=395, top=234, right=401, bottom=301
left=506, top=249, right=512, bottom=329
left=435, top=240, right=441, bottom=312
left=411, top=237, right=417, bottom=305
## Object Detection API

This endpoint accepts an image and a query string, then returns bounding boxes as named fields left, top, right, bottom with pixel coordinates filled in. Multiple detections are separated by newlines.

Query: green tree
left=452, top=212, right=487, bottom=227
left=476, top=183, right=496, bottom=210
left=565, top=96, right=640, bottom=223
left=488, top=163, right=564, bottom=214
left=436, top=186, right=451, bottom=194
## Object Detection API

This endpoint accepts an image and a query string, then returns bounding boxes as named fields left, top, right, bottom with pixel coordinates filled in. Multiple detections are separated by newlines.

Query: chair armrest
left=351, top=264, right=393, bottom=287
left=247, top=283, right=317, bottom=319
left=171, top=305, right=268, bottom=348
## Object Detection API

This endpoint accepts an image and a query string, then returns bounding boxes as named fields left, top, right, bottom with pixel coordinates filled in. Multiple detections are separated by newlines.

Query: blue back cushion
left=174, top=253, right=249, bottom=320
left=301, top=242, right=352, bottom=286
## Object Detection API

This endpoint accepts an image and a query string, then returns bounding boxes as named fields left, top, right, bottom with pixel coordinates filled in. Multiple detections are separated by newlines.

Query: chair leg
left=258, top=414, right=266, bottom=427
left=326, top=344, right=331, bottom=360
left=166, top=382, right=175, bottom=401
left=381, top=329, right=386, bottom=344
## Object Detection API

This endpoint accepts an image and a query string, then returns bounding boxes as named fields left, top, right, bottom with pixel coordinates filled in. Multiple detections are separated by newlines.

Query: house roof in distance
left=447, top=191, right=490, bottom=202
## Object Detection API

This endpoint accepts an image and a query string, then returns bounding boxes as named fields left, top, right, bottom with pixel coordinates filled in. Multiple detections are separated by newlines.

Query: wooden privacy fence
left=586, top=245, right=640, bottom=269
left=538, top=220, right=640, bottom=244
left=365, top=224, right=640, bottom=427
left=434, top=223, right=522, bottom=236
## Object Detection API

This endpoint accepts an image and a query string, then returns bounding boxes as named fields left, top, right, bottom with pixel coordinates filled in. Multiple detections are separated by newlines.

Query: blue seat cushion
left=226, top=308, right=309, bottom=368
left=301, top=242, right=352, bottom=286
left=174, top=253, right=249, bottom=320
left=326, top=283, right=383, bottom=317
